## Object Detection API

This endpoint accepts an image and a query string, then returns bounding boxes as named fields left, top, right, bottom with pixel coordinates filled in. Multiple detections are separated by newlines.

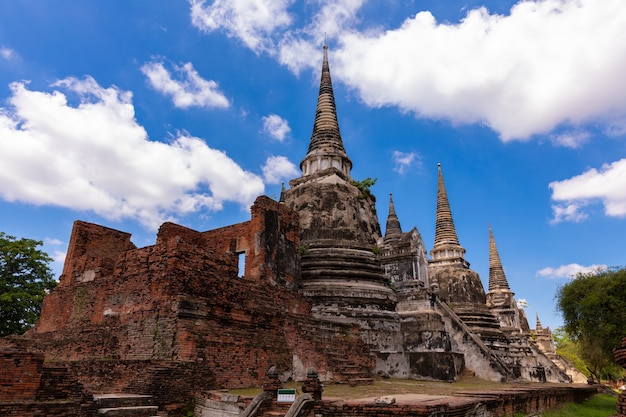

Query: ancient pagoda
left=282, top=45, right=399, bottom=354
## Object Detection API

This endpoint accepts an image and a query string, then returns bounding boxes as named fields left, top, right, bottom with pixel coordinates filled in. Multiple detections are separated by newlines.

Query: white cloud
left=51, top=250, right=67, bottom=265
left=549, top=159, right=626, bottom=222
left=211, top=0, right=626, bottom=141
left=277, top=0, right=364, bottom=73
left=277, top=35, right=320, bottom=75
left=549, top=202, right=588, bottom=224
left=1, top=47, right=16, bottom=60
left=262, top=114, right=291, bottom=141
left=44, top=237, right=63, bottom=246
left=549, top=131, right=590, bottom=149
left=305, top=0, right=364, bottom=41
left=262, top=155, right=298, bottom=184
left=141, top=60, right=230, bottom=109
left=0, top=77, right=264, bottom=229
left=391, top=150, right=419, bottom=174
left=537, top=263, right=608, bottom=279
left=190, top=0, right=293, bottom=53
left=332, top=0, right=626, bottom=140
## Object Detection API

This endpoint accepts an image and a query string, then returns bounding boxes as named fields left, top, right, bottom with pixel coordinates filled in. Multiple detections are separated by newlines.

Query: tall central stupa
left=282, top=45, right=399, bottom=353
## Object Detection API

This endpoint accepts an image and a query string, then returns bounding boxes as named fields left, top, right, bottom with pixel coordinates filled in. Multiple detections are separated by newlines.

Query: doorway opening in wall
left=237, top=251, right=245, bottom=278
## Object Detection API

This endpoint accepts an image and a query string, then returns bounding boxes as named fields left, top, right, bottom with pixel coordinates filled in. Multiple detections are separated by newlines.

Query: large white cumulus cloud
left=0, top=77, right=264, bottom=229
left=193, top=0, right=626, bottom=141
left=332, top=0, right=626, bottom=140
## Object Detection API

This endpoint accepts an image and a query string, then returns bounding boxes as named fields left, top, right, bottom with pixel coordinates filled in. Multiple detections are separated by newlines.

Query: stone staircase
left=259, top=401, right=291, bottom=417
left=325, top=350, right=373, bottom=385
left=93, top=393, right=160, bottom=416
left=254, top=393, right=315, bottom=417
left=296, top=321, right=373, bottom=385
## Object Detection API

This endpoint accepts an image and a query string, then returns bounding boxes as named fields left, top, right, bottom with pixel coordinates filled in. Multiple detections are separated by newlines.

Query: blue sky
left=1, top=0, right=625, bottom=331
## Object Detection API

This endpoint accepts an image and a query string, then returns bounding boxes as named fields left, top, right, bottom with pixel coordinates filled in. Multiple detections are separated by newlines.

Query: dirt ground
left=231, top=374, right=579, bottom=401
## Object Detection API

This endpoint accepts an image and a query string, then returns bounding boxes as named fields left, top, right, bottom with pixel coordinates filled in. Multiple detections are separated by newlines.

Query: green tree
left=552, top=327, right=589, bottom=377
left=555, top=267, right=626, bottom=382
left=0, top=232, right=57, bottom=336
left=351, top=177, right=377, bottom=201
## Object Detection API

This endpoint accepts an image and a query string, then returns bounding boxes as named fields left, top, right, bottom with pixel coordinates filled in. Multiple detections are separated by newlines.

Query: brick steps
left=98, top=405, right=159, bottom=416
left=326, top=352, right=372, bottom=385
left=260, top=401, right=291, bottom=417
left=262, top=411, right=286, bottom=417
left=93, top=394, right=159, bottom=417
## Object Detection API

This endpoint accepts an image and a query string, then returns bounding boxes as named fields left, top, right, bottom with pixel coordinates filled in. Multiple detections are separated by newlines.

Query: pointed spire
left=384, top=193, right=402, bottom=242
left=299, top=46, right=352, bottom=178
left=433, top=163, right=460, bottom=247
left=433, top=164, right=463, bottom=242
left=536, top=313, right=543, bottom=331
left=430, top=164, right=468, bottom=267
left=308, top=45, right=344, bottom=154
left=488, top=226, right=511, bottom=291
left=279, top=182, right=286, bottom=203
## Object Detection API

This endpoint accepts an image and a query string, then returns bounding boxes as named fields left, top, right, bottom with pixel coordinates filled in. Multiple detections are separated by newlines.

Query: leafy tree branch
left=0, top=232, right=57, bottom=336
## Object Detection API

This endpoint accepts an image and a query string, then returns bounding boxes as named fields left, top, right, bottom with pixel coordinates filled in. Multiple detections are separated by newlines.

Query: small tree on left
left=0, top=232, right=57, bottom=336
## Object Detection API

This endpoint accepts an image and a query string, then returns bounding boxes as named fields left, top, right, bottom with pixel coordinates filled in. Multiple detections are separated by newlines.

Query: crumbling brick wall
left=201, top=195, right=300, bottom=288
left=0, top=347, right=42, bottom=401
left=59, top=220, right=137, bottom=287
left=17, top=195, right=372, bottom=408
left=0, top=347, right=94, bottom=416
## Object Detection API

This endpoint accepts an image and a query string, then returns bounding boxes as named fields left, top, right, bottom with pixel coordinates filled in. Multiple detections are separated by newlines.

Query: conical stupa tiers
left=282, top=47, right=397, bottom=355
left=488, top=226, right=511, bottom=291
left=434, top=164, right=461, bottom=248
left=285, top=46, right=382, bottom=244
left=282, top=45, right=392, bottom=318
left=300, top=45, right=352, bottom=178
left=384, top=193, right=402, bottom=242
left=307, top=45, right=345, bottom=154
left=536, top=313, right=543, bottom=332
left=430, top=164, right=467, bottom=266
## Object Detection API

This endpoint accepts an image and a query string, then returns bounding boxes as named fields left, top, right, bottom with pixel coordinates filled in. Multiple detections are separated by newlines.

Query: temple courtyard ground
left=231, top=374, right=587, bottom=398
left=220, top=375, right=607, bottom=417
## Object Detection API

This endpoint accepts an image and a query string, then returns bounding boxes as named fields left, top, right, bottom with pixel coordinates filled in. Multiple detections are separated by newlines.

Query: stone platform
left=197, top=382, right=597, bottom=417
left=315, top=384, right=597, bottom=416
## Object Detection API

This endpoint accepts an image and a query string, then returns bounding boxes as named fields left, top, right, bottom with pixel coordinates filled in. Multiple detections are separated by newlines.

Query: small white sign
left=277, top=389, right=296, bottom=403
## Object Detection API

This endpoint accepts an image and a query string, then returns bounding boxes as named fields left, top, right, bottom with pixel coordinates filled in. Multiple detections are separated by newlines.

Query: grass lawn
left=538, top=393, right=617, bottom=417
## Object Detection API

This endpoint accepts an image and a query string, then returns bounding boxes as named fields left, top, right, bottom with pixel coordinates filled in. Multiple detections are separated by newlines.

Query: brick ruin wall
left=0, top=347, right=95, bottom=416
left=2, top=196, right=374, bottom=409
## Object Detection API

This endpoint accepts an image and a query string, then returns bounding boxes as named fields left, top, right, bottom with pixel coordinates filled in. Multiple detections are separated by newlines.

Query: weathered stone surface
left=284, top=168, right=399, bottom=357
